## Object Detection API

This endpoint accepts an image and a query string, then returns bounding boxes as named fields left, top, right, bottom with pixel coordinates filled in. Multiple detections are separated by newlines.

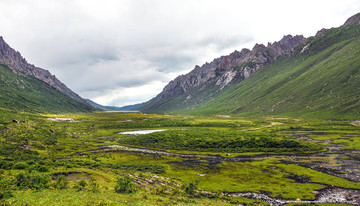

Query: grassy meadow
left=0, top=110, right=359, bottom=205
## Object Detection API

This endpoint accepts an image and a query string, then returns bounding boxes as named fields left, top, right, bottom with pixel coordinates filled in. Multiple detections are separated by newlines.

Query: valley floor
left=0, top=110, right=359, bottom=205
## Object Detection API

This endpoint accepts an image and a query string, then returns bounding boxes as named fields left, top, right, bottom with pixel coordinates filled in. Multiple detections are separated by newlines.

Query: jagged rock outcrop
left=0, top=36, right=88, bottom=104
left=141, top=35, right=306, bottom=111
left=344, top=12, right=360, bottom=26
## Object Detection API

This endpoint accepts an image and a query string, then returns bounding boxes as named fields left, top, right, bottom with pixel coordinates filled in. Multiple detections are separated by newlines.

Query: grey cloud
left=151, top=55, right=195, bottom=73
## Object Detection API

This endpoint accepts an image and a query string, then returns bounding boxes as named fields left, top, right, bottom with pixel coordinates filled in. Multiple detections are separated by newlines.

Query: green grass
left=141, top=22, right=360, bottom=119
left=0, top=64, right=93, bottom=113
left=1, top=112, right=360, bottom=205
left=188, top=35, right=360, bottom=118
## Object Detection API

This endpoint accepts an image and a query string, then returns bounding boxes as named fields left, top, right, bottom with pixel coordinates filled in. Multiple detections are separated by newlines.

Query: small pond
left=116, top=129, right=168, bottom=135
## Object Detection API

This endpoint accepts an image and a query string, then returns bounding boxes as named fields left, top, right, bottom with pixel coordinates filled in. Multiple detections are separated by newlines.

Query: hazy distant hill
left=86, top=99, right=143, bottom=111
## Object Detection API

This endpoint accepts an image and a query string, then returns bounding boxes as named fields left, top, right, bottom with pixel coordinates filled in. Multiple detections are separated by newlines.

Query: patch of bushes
left=0, top=190, right=13, bottom=200
left=0, top=160, right=13, bottom=170
left=0, top=145, right=39, bottom=160
left=184, top=181, right=198, bottom=195
left=74, top=179, right=87, bottom=191
left=26, top=164, right=49, bottom=173
left=0, top=176, right=15, bottom=197
left=119, top=129, right=322, bottom=153
left=15, top=171, right=50, bottom=190
left=13, top=162, right=29, bottom=170
left=89, top=179, right=100, bottom=193
left=54, top=175, right=68, bottom=189
left=114, top=177, right=137, bottom=193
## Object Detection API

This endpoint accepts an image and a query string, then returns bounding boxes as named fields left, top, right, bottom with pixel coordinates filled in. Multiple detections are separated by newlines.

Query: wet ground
left=63, top=130, right=360, bottom=205
left=282, top=132, right=360, bottom=182
left=225, top=186, right=360, bottom=205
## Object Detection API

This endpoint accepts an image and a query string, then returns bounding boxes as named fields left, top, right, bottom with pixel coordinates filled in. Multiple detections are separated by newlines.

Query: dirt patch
left=284, top=174, right=311, bottom=183
left=52, top=172, right=90, bottom=181
left=351, top=120, right=360, bottom=127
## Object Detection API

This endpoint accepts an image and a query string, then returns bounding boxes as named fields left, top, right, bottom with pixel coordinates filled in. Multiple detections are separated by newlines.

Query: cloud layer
left=0, top=0, right=359, bottom=106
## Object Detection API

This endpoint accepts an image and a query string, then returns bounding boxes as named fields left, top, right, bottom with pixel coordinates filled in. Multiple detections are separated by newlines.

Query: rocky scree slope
left=140, top=35, right=305, bottom=112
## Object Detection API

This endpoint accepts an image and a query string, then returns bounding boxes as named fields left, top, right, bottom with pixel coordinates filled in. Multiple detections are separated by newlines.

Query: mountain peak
left=344, top=12, right=360, bottom=26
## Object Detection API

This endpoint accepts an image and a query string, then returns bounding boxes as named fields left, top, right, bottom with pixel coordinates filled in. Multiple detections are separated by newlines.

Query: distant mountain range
left=85, top=99, right=143, bottom=111
left=139, top=13, right=360, bottom=119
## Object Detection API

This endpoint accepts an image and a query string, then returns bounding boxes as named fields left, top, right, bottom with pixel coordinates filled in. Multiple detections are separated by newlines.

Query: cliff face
left=141, top=35, right=306, bottom=111
left=0, top=36, right=88, bottom=104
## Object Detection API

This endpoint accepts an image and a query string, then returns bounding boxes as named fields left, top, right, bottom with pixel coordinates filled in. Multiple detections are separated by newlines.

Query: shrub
left=37, top=165, right=50, bottom=172
left=16, top=171, right=50, bottom=189
left=114, top=177, right=137, bottom=193
left=74, top=179, right=87, bottom=191
left=65, top=163, right=74, bottom=168
left=13, top=162, right=29, bottom=170
left=184, top=181, right=198, bottom=195
left=54, top=175, right=68, bottom=189
left=0, top=190, right=13, bottom=200
left=89, top=179, right=100, bottom=193
left=0, top=160, right=13, bottom=170
left=26, top=164, right=49, bottom=173
left=0, top=177, right=15, bottom=192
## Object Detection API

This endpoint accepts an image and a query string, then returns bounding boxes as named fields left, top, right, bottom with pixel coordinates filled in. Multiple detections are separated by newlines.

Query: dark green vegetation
left=141, top=17, right=360, bottom=119
left=0, top=111, right=359, bottom=205
left=0, top=64, right=93, bottom=113
left=119, top=129, right=322, bottom=153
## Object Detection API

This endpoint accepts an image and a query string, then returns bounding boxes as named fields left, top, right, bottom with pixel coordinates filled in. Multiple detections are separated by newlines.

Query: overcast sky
left=0, top=0, right=359, bottom=106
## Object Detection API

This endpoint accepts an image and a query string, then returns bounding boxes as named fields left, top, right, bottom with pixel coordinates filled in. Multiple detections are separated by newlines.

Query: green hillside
left=173, top=21, right=360, bottom=119
left=0, top=64, right=94, bottom=113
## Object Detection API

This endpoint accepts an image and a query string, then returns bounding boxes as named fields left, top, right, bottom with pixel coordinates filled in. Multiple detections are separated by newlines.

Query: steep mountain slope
left=141, top=13, right=360, bottom=118
left=0, top=37, right=88, bottom=104
left=0, top=37, right=94, bottom=113
left=0, top=64, right=93, bottom=113
left=140, top=35, right=305, bottom=112
left=188, top=13, right=360, bottom=118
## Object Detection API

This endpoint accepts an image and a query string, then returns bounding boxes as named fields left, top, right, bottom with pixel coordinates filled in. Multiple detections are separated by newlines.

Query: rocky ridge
left=0, top=36, right=88, bottom=104
left=141, top=34, right=305, bottom=111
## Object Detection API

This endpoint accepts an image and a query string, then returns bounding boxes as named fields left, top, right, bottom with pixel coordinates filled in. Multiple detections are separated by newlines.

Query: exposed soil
left=351, top=120, right=360, bottom=127
left=52, top=172, right=90, bottom=181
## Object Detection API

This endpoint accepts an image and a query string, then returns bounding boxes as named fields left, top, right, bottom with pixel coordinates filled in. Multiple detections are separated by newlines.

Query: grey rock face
left=144, top=35, right=306, bottom=109
left=344, top=12, right=360, bottom=26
